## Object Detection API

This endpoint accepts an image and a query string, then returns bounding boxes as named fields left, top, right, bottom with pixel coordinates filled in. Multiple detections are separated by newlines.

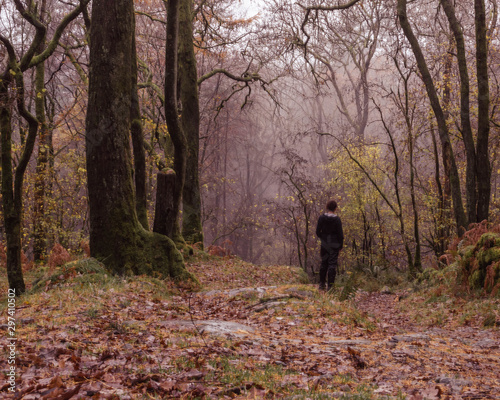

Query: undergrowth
left=417, top=220, right=500, bottom=297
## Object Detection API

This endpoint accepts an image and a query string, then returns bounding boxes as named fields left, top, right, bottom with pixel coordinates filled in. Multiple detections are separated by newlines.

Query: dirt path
left=355, top=291, right=500, bottom=399
left=2, top=260, right=498, bottom=399
left=180, top=286, right=500, bottom=399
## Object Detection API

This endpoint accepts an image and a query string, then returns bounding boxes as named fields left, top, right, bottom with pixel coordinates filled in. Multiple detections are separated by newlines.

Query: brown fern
left=0, top=245, right=6, bottom=268
left=80, top=240, right=91, bottom=257
left=21, top=251, right=34, bottom=272
left=484, top=261, right=500, bottom=293
left=48, top=243, right=72, bottom=271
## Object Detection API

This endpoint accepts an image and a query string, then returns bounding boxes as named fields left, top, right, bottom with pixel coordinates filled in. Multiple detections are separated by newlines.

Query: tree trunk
left=153, top=171, right=176, bottom=237
left=85, top=0, right=192, bottom=280
left=430, top=121, right=448, bottom=256
left=33, top=57, right=49, bottom=261
left=399, top=69, right=422, bottom=273
left=441, top=0, right=477, bottom=225
left=408, top=121, right=422, bottom=273
left=397, top=0, right=467, bottom=233
left=0, top=0, right=90, bottom=293
left=33, top=0, right=49, bottom=261
left=0, top=81, right=26, bottom=294
left=164, top=0, right=187, bottom=242
left=179, top=0, right=203, bottom=246
left=1, top=61, right=39, bottom=295
left=475, top=0, right=491, bottom=222
left=439, top=50, right=452, bottom=246
left=130, top=33, right=149, bottom=230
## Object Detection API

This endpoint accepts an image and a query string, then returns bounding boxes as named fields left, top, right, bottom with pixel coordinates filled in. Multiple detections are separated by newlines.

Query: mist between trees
left=0, top=0, right=499, bottom=292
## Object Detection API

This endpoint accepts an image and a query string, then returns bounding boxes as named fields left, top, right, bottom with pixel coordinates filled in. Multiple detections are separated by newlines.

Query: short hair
left=326, top=200, right=337, bottom=212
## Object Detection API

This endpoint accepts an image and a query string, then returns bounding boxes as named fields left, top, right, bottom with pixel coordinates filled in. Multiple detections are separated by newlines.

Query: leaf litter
left=0, top=256, right=499, bottom=399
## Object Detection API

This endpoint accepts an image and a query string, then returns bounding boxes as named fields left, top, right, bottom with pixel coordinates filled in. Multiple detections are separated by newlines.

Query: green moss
left=468, top=269, right=485, bottom=290
left=92, top=205, right=199, bottom=288
left=477, top=232, right=500, bottom=249
left=449, top=232, right=500, bottom=294
left=31, top=258, right=111, bottom=292
left=477, top=247, right=500, bottom=267
left=123, top=229, right=198, bottom=285
left=460, top=245, right=477, bottom=270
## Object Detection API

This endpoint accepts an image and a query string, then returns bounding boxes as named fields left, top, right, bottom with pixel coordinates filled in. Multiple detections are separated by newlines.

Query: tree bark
left=164, top=0, right=187, bottom=242
left=33, top=52, right=49, bottom=261
left=0, top=80, right=26, bottom=294
left=154, top=172, right=176, bottom=237
left=430, top=121, right=448, bottom=256
left=441, top=0, right=477, bottom=225
left=86, top=0, right=193, bottom=280
left=475, top=0, right=491, bottom=221
left=397, top=0, right=467, bottom=233
left=130, top=31, right=149, bottom=230
left=179, top=0, right=203, bottom=246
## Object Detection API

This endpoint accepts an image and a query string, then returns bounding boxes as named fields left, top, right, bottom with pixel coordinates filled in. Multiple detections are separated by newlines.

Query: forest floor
left=0, top=254, right=499, bottom=399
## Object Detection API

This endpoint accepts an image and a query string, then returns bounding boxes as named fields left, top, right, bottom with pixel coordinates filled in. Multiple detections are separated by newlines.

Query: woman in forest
left=316, top=200, right=344, bottom=292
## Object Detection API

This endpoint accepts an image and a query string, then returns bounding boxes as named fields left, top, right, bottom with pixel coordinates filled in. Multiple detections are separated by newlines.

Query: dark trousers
left=319, top=246, right=339, bottom=288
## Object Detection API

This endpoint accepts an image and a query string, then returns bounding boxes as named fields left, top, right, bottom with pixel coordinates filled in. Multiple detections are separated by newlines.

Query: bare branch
left=135, top=10, right=166, bottom=25
left=18, top=0, right=92, bottom=70
left=198, top=68, right=262, bottom=86
left=300, top=0, right=363, bottom=12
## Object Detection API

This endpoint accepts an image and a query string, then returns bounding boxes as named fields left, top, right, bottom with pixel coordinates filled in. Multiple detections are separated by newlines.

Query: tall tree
left=440, top=0, right=477, bottom=225
left=33, top=0, right=51, bottom=262
left=0, top=0, right=90, bottom=294
left=131, top=36, right=149, bottom=230
left=164, top=0, right=187, bottom=242
left=441, top=0, right=492, bottom=224
left=85, top=0, right=192, bottom=280
left=474, top=0, right=491, bottom=221
left=0, top=50, right=30, bottom=294
left=397, top=0, right=467, bottom=232
left=179, top=0, right=203, bottom=245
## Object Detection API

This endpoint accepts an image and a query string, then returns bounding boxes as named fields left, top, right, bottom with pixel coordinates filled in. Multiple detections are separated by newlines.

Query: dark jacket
left=316, top=213, right=344, bottom=251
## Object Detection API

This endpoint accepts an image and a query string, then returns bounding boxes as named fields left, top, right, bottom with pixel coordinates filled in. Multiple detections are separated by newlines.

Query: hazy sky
left=239, top=0, right=265, bottom=17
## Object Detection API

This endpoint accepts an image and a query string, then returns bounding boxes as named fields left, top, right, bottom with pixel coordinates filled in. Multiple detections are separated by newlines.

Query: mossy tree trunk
left=0, top=79, right=26, bottom=295
left=179, top=0, right=203, bottom=246
left=0, top=64, right=40, bottom=295
left=85, top=0, right=194, bottom=281
left=0, top=32, right=43, bottom=295
left=164, top=0, right=187, bottom=243
left=0, top=0, right=91, bottom=294
left=33, top=43, right=51, bottom=262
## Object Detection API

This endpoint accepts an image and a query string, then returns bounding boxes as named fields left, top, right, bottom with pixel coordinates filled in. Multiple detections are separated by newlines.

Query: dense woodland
left=1, top=0, right=500, bottom=294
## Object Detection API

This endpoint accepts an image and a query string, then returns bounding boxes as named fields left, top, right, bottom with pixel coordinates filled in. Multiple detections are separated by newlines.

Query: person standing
left=316, top=200, right=344, bottom=291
